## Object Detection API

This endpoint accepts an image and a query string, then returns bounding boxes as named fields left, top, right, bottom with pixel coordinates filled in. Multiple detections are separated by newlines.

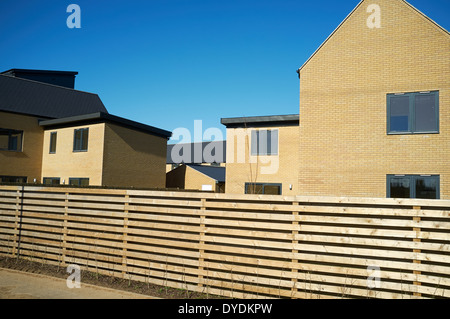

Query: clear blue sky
left=0, top=0, right=448, bottom=142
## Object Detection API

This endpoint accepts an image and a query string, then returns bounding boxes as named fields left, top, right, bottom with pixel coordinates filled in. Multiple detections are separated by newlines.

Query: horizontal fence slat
left=0, top=185, right=448, bottom=299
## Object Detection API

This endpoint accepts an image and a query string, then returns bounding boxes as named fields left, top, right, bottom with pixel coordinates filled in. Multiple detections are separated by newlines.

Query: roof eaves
left=1, top=69, right=79, bottom=76
left=39, top=112, right=172, bottom=139
left=221, top=114, right=299, bottom=127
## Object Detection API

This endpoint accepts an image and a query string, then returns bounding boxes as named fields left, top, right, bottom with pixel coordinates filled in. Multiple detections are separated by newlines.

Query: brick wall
left=225, top=125, right=298, bottom=195
left=0, top=111, right=44, bottom=183
left=166, top=164, right=219, bottom=192
left=297, top=0, right=450, bottom=199
left=41, top=123, right=105, bottom=185
left=102, top=123, right=167, bottom=188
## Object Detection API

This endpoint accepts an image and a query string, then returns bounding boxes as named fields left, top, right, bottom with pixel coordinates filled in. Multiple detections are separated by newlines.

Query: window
left=0, top=176, right=27, bottom=184
left=251, top=129, right=278, bottom=155
left=387, top=175, right=440, bottom=199
left=0, top=129, right=23, bottom=151
left=49, top=132, right=57, bottom=154
left=43, top=177, right=60, bottom=185
left=69, top=178, right=89, bottom=187
left=245, top=183, right=282, bottom=195
left=73, top=128, right=89, bottom=152
left=387, top=91, right=439, bottom=134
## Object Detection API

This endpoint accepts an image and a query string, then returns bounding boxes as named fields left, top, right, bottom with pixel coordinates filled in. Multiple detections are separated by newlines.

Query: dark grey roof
left=167, top=141, right=226, bottom=164
left=221, top=114, right=299, bottom=128
left=39, top=112, right=172, bottom=139
left=0, top=74, right=107, bottom=119
left=1, top=69, right=78, bottom=76
left=187, top=164, right=226, bottom=182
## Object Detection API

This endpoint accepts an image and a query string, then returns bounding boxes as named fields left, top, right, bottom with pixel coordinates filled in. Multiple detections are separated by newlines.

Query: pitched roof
left=39, top=112, right=172, bottom=139
left=0, top=74, right=107, bottom=119
left=167, top=141, right=226, bottom=164
left=296, top=0, right=449, bottom=74
left=187, top=164, right=226, bottom=182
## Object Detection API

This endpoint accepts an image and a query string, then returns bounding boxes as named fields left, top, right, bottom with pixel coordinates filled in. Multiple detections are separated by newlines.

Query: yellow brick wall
left=166, top=164, right=186, bottom=188
left=225, top=125, right=298, bottom=195
left=166, top=164, right=219, bottom=192
left=102, top=123, right=167, bottom=188
left=0, top=111, right=43, bottom=182
left=184, top=166, right=217, bottom=191
left=298, top=0, right=450, bottom=198
left=41, top=123, right=105, bottom=185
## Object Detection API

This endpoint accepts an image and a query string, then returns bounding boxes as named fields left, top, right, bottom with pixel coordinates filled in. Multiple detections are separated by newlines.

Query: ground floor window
left=43, top=177, right=61, bottom=185
left=387, top=175, right=440, bottom=199
left=69, top=178, right=90, bottom=187
left=245, top=183, right=282, bottom=195
left=0, top=175, right=27, bottom=183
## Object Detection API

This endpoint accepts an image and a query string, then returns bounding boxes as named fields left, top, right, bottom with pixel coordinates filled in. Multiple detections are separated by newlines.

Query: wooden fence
left=0, top=185, right=449, bottom=299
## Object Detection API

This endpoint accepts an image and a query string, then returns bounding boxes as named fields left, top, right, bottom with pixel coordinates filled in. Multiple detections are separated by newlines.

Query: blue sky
left=0, top=0, right=449, bottom=143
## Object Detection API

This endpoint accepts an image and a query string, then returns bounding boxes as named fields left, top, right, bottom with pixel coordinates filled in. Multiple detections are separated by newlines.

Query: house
left=166, top=140, right=226, bottom=172
left=296, top=0, right=449, bottom=199
left=166, top=141, right=226, bottom=191
left=221, top=114, right=299, bottom=195
left=0, top=69, right=171, bottom=188
left=166, top=163, right=225, bottom=192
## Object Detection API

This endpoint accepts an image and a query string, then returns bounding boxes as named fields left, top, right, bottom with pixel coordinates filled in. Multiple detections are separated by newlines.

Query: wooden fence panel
left=0, top=185, right=449, bottom=299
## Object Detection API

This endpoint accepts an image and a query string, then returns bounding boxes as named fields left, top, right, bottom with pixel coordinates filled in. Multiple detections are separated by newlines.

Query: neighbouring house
left=166, top=163, right=225, bottom=192
left=296, top=0, right=449, bottom=199
left=166, top=140, right=226, bottom=191
left=221, top=114, right=299, bottom=195
left=0, top=69, right=171, bottom=188
left=166, top=140, right=226, bottom=172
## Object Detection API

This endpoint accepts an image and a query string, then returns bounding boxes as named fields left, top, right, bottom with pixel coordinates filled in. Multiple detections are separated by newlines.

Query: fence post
left=412, top=206, right=421, bottom=298
left=291, top=201, right=299, bottom=298
left=198, top=198, right=206, bottom=288
left=61, top=192, right=69, bottom=267
left=122, top=194, right=130, bottom=279
left=15, top=185, right=25, bottom=258
left=11, top=187, right=21, bottom=257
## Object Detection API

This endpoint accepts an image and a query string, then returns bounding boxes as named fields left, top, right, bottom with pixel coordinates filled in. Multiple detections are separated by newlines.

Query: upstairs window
left=387, top=175, right=440, bottom=199
left=251, top=129, right=278, bottom=156
left=387, top=91, right=439, bottom=134
left=49, top=132, right=57, bottom=154
left=0, top=129, right=23, bottom=152
left=73, top=128, right=89, bottom=152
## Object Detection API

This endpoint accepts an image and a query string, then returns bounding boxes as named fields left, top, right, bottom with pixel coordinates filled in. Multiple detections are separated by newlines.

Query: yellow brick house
left=0, top=69, right=171, bottom=188
left=221, top=114, right=299, bottom=195
left=296, top=0, right=449, bottom=199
